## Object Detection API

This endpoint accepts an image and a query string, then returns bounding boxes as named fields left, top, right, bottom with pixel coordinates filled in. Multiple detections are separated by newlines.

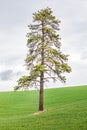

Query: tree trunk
left=39, top=72, right=44, bottom=111
left=39, top=21, right=44, bottom=111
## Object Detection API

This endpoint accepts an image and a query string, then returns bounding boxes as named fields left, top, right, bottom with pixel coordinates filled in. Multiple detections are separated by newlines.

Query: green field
left=0, top=86, right=87, bottom=130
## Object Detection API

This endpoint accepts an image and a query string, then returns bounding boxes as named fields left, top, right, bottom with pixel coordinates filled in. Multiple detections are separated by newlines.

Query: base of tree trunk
left=33, top=110, right=46, bottom=115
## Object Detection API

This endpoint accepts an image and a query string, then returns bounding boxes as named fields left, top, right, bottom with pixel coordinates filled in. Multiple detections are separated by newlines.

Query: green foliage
left=34, top=64, right=46, bottom=72
left=14, top=76, right=32, bottom=90
left=14, top=85, right=20, bottom=91
left=0, top=86, right=87, bottom=129
left=15, top=7, right=71, bottom=90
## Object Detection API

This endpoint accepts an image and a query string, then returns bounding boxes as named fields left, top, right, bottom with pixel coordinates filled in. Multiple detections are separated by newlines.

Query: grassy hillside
left=0, top=86, right=87, bottom=130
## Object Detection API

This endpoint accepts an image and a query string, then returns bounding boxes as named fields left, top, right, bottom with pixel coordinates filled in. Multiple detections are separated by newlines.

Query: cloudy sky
left=0, top=0, right=87, bottom=91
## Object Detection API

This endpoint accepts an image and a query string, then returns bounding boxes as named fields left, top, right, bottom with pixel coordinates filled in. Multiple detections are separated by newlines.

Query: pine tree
left=14, top=7, right=71, bottom=111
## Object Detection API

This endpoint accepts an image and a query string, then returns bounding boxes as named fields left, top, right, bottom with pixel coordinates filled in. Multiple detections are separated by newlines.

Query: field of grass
left=0, top=85, right=87, bottom=130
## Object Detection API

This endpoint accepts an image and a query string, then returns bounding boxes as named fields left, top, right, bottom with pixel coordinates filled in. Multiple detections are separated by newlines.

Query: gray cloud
left=0, top=70, right=13, bottom=80
left=0, top=1, right=27, bottom=25
left=0, top=69, right=23, bottom=81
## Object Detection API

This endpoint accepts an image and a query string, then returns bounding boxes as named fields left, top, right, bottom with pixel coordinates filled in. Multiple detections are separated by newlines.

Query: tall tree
left=14, top=7, right=71, bottom=111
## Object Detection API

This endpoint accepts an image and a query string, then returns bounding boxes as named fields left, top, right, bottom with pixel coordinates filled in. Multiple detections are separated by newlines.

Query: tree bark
left=39, top=72, right=44, bottom=111
left=39, top=21, right=44, bottom=111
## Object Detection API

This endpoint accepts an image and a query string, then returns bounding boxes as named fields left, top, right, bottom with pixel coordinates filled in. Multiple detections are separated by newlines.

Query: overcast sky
left=0, top=0, right=87, bottom=91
